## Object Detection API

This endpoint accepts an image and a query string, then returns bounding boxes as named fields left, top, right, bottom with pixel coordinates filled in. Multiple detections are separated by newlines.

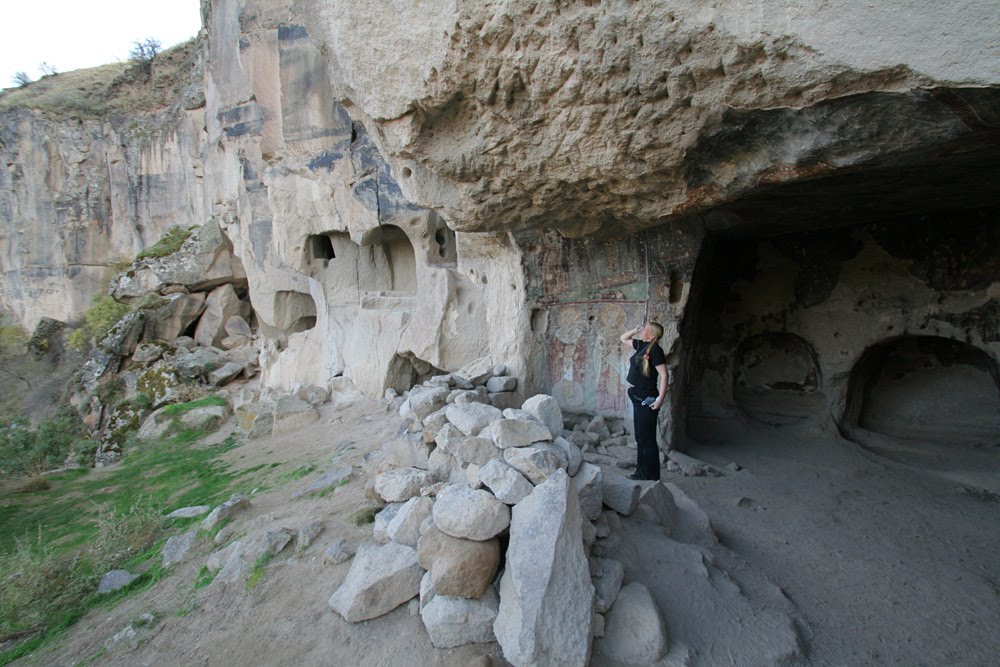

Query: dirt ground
left=13, top=391, right=1000, bottom=666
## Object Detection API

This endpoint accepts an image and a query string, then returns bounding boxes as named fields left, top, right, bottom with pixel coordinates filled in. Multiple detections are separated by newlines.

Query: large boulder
left=387, top=496, right=435, bottom=547
left=635, top=481, right=678, bottom=530
left=478, top=458, right=534, bottom=505
left=602, top=474, right=642, bottom=516
left=594, top=582, right=668, bottom=664
left=503, top=443, right=565, bottom=485
left=521, top=394, right=564, bottom=438
left=328, top=542, right=423, bottom=622
left=142, top=292, right=207, bottom=342
left=374, top=468, right=435, bottom=503
left=494, top=469, right=595, bottom=667
left=419, top=573, right=499, bottom=648
left=432, top=485, right=510, bottom=541
left=480, top=418, right=552, bottom=449
left=110, top=220, right=248, bottom=301
left=439, top=434, right=500, bottom=466
left=445, top=402, right=503, bottom=436
left=408, top=386, right=451, bottom=420
left=571, top=462, right=605, bottom=521
left=384, top=430, right=434, bottom=469
left=417, top=525, right=500, bottom=599
left=194, top=284, right=247, bottom=347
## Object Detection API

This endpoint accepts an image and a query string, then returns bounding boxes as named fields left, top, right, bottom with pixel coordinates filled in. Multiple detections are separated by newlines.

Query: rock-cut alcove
left=845, top=336, right=1000, bottom=448
left=359, top=224, right=417, bottom=296
left=734, top=332, right=824, bottom=426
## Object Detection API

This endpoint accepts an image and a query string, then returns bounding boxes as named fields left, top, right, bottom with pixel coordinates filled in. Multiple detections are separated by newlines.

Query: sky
left=1, top=0, right=202, bottom=89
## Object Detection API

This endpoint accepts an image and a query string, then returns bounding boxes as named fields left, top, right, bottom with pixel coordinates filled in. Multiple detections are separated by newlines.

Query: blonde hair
left=641, top=322, right=664, bottom=376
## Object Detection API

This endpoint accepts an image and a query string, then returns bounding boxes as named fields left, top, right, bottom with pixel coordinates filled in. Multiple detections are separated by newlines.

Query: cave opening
left=679, top=204, right=1000, bottom=467
left=845, top=336, right=1000, bottom=447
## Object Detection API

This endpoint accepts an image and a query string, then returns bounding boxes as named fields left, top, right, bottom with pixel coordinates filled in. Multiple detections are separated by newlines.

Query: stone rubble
left=594, top=582, right=668, bottom=664
left=328, top=541, right=424, bottom=622
left=329, top=376, right=692, bottom=660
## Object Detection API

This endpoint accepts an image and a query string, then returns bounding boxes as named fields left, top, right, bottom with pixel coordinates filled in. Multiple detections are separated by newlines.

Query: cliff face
left=2, top=0, right=999, bottom=447
left=0, top=46, right=207, bottom=331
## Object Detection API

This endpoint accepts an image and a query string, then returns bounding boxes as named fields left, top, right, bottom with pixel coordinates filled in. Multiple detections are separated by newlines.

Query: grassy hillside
left=0, top=39, right=200, bottom=118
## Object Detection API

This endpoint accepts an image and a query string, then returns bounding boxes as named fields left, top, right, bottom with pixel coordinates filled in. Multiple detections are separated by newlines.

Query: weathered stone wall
left=0, top=106, right=206, bottom=329
left=519, top=221, right=702, bottom=430
left=685, top=209, right=1000, bottom=444
left=199, top=0, right=527, bottom=397
left=1, top=0, right=998, bottom=428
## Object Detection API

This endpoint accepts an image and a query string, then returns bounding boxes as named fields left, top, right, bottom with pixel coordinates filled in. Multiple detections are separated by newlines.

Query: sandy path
left=15, top=397, right=1000, bottom=666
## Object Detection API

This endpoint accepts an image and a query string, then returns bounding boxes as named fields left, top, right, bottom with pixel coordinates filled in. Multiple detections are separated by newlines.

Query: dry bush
left=90, top=496, right=164, bottom=572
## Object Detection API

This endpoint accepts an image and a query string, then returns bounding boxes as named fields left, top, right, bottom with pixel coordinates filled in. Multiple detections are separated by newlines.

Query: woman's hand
left=620, top=323, right=644, bottom=344
left=651, top=397, right=664, bottom=411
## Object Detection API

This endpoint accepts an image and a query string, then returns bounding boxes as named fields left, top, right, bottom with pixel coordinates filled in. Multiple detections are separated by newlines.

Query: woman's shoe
left=627, top=472, right=643, bottom=480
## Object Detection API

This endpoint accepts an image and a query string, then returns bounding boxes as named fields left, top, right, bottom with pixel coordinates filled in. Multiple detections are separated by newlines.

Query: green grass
left=0, top=428, right=251, bottom=664
left=160, top=395, right=228, bottom=418
left=275, top=463, right=317, bottom=485
left=0, top=40, right=198, bottom=119
left=350, top=506, right=382, bottom=526
left=193, top=565, right=217, bottom=590
left=135, top=225, right=196, bottom=261
left=245, top=553, right=273, bottom=591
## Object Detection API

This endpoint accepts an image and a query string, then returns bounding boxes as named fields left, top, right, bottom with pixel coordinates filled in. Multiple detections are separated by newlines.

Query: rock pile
left=71, top=221, right=261, bottom=466
left=328, top=370, right=673, bottom=665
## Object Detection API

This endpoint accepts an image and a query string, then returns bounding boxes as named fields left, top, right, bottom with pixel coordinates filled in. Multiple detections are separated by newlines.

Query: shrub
left=67, top=296, right=129, bottom=351
left=0, top=414, right=81, bottom=476
left=129, top=38, right=161, bottom=65
left=11, top=71, right=32, bottom=88
left=135, top=225, right=195, bottom=260
left=0, top=533, right=92, bottom=638
left=90, top=496, right=164, bottom=572
left=0, top=323, right=27, bottom=355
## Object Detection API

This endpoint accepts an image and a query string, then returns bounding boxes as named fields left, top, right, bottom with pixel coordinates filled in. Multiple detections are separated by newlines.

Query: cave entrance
left=845, top=336, right=1000, bottom=448
left=679, top=207, right=1000, bottom=456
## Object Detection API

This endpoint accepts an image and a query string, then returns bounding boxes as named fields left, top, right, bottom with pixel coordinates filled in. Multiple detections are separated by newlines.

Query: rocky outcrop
left=0, top=44, right=207, bottom=331
left=2, top=0, right=999, bottom=455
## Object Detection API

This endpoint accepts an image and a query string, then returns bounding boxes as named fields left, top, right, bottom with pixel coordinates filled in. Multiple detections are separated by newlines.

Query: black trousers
left=628, top=387, right=661, bottom=481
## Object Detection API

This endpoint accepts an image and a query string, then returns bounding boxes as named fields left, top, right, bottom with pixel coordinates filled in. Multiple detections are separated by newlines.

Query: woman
left=620, top=321, right=668, bottom=481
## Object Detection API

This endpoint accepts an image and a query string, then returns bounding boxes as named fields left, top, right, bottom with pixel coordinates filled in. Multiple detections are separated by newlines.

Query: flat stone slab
left=201, top=494, right=251, bottom=531
left=162, top=529, right=198, bottom=568
left=328, top=542, right=423, bottom=622
left=98, top=569, right=139, bottom=594
left=166, top=505, right=210, bottom=519
left=291, top=465, right=353, bottom=498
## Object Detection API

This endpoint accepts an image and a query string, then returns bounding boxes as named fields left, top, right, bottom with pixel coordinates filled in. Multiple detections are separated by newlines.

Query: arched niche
left=844, top=336, right=1000, bottom=447
left=359, top=224, right=417, bottom=295
left=734, top=332, right=824, bottom=425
